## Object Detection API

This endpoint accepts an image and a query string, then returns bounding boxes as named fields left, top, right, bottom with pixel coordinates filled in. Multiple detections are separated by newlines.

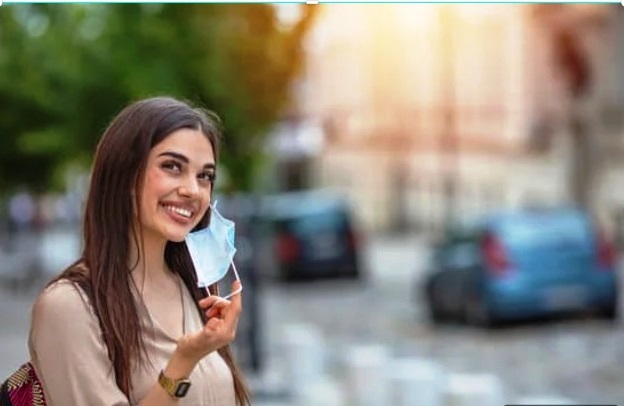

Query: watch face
left=175, top=381, right=191, bottom=398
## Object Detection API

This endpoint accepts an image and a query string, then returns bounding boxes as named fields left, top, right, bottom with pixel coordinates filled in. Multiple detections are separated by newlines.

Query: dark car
left=256, top=190, right=362, bottom=282
left=421, top=207, right=618, bottom=326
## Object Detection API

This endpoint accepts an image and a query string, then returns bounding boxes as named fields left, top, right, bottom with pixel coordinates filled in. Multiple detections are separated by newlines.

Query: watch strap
left=158, top=370, right=191, bottom=398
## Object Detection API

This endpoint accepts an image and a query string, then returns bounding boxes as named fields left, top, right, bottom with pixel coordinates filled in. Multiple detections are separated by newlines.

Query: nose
left=177, top=176, right=200, bottom=198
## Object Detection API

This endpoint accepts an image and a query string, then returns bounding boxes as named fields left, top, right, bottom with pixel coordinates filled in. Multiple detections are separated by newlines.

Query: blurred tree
left=531, top=4, right=612, bottom=211
left=0, top=4, right=317, bottom=193
left=553, top=27, right=591, bottom=98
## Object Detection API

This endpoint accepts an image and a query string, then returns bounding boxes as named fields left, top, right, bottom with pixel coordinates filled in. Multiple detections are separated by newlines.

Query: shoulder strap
left=0, top=362, right=47, bottom=406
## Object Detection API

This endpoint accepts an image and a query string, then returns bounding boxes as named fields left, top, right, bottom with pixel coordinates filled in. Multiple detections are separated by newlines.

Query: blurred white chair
left=281, top=323, right=326, bottom=399
left=445, top=373, right=505, bottom=406
left=514, top=395, right=578, bottom=404
left=388, top=358, right=445, bottom=406
left=295, top=375, right=346, bottom=406
left=344, top=344, right=390, bottom=406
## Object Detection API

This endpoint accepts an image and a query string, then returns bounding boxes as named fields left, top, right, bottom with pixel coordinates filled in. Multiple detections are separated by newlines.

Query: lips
left=161, top=203, right=196, bottom=220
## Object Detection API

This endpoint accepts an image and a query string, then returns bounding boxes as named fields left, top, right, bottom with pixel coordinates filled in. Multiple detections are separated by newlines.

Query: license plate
left=543, top=285, right=587, bottom=310
left=308, top=233, right=341, bottom=260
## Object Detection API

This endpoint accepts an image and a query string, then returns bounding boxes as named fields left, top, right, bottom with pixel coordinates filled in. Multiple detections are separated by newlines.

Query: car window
left=290, top=210, right=348, bottom=235
left=439, top=242, right=481, bottom=269
left=433, top=240, right=481, bottom=269
left=431, top=224, right=482, bottom=270
left=498, top=211, right=592, bottom=247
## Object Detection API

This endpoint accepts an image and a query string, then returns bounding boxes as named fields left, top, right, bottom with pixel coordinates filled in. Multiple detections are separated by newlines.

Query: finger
left=199, top=295, right=220, bottom=309
left=205, top=298, right=232, bottom=318
left=222, top=287, right=243, bottom=326
left=205, top=298, right=231, bottom=313
left=205, top=308, right=220, bottom=319
left=205, top=305, right=225, bottom=319
left=199, top=295, right=229, bottom=310
left=204, top=317, right=221, bottom=332
left=229, top=281, right=242, bottom=309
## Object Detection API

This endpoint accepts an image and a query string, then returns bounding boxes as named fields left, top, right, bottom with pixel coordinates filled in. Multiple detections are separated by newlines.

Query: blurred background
left=1, top=3, right=624, bottom=405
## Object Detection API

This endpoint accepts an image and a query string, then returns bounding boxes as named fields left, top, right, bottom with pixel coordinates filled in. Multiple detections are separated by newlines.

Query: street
left=256, top=232, right=624, bottom=404
left=1, top=231, right=623, bottom=404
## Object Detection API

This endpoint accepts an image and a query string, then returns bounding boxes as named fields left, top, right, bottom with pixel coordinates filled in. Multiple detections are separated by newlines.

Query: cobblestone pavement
left=1, top=231, right=623, bottom=405
left=255, top=232, right=624, bottom=404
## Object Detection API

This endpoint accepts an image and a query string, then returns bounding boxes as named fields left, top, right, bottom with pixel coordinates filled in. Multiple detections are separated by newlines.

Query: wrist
left=165, top=347, right=197, bottom=380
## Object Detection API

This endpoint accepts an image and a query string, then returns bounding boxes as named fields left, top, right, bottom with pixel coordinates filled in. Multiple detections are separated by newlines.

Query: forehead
left=150, top=128, right=215, bottom=163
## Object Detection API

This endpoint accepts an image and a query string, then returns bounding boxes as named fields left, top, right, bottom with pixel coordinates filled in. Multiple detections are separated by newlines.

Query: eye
left=161, top=160, right=182, bottom=173
left=198, top=171, right=216, bottom=183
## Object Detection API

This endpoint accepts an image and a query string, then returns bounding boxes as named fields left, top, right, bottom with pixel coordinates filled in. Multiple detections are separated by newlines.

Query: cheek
left=137, top=175, right=164, bottom=217
left=199, top=195, right=211, bottom=216
left=135, top=195, right=152, bottom=222
left=144, top=171, right=175, bottom=200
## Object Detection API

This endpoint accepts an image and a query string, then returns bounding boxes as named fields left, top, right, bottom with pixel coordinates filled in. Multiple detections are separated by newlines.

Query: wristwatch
left=158, top=370, right=192, bottom=398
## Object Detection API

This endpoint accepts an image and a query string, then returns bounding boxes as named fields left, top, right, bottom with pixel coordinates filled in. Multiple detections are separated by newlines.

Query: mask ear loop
left=202, top=200, right=215, bottom=298
left=203, top=261, right=242, bottom=300
left=222, top=261, right=243, bottom=300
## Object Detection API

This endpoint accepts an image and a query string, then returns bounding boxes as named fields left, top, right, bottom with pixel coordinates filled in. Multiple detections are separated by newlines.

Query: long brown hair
left=51, top=97, right=250, bottom=405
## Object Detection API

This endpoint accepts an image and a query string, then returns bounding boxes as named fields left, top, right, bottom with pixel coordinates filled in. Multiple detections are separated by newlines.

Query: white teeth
left=164, top=205, right=192, bottom=218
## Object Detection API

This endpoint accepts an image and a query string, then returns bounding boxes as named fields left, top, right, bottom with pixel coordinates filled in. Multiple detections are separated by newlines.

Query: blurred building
left=281, top=4, right=624, bottom=236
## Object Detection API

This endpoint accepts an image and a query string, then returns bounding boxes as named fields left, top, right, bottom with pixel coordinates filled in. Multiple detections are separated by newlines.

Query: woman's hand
left=142, top=282, right=243, bottom=403
left=175, top=281, right=242, bottom=364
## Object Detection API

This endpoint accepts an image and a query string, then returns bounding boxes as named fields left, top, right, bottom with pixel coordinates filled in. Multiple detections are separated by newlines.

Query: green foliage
left=0, top=4, right=317, bottom=193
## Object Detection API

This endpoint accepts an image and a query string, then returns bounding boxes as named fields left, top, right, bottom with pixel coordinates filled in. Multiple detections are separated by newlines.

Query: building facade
left=287, top=4, right=624, bottom=236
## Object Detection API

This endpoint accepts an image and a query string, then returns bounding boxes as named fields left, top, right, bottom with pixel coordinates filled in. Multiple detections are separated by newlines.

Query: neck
left=129, top=226, right=170, bottom=288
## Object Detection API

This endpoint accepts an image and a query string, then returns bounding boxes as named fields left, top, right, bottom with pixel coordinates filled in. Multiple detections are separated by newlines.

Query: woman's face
left=137, top=128, right=215, bottom=243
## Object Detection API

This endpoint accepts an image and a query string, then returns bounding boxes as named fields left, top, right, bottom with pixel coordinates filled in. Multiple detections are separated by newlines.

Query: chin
left=166, top=231, right=189, bottom=243
left=159, top=225, right=191, bottom=243
left=159, top=220, right=200, bottom=243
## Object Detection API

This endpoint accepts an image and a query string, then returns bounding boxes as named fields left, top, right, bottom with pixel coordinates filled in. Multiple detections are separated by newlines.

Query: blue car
left=422, top=207, right=618, bottom=326
left=258, top=190, right=362, bottom=281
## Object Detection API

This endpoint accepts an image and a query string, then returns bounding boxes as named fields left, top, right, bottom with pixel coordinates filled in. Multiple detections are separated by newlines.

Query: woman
left=28, top=97, right=249, bottom=405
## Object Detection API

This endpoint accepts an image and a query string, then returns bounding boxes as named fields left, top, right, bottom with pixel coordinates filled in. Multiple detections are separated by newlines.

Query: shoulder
left=32, top=279, right=95, bottom=325
left=29, top=278, right=103, bottom=357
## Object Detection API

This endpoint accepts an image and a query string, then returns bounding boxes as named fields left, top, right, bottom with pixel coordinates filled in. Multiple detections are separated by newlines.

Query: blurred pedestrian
left=7, top=191, right=35, bottom=235
left=1, top=97, right=249, bottom=406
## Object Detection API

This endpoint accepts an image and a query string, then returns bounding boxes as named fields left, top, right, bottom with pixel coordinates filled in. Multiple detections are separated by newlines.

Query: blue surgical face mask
left=185, top=202, right=242, bottom=299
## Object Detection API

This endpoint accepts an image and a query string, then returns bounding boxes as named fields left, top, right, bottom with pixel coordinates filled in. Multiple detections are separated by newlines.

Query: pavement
left=2, top=230, right=624, bottom=404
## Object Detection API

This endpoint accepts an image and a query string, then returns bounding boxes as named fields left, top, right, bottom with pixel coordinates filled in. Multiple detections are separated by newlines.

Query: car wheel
left=429, top=302, right=449, bottom=324
left=426, top=280, right=448, bottom=324
left=599, top=302, right=618, bottom=321
left=464, top=293, right=494, bottom=328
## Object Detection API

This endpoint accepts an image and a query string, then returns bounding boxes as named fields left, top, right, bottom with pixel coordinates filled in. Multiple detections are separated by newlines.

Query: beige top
left=28, top=280, right=236, bottom=406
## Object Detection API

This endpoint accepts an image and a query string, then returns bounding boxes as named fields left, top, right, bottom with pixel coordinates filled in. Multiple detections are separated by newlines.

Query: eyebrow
left=157, top=151, right=215, bottom=169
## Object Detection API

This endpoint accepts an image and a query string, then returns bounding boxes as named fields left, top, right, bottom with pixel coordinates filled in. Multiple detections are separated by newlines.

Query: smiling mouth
left=162, top=204, right=195, bottom=219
